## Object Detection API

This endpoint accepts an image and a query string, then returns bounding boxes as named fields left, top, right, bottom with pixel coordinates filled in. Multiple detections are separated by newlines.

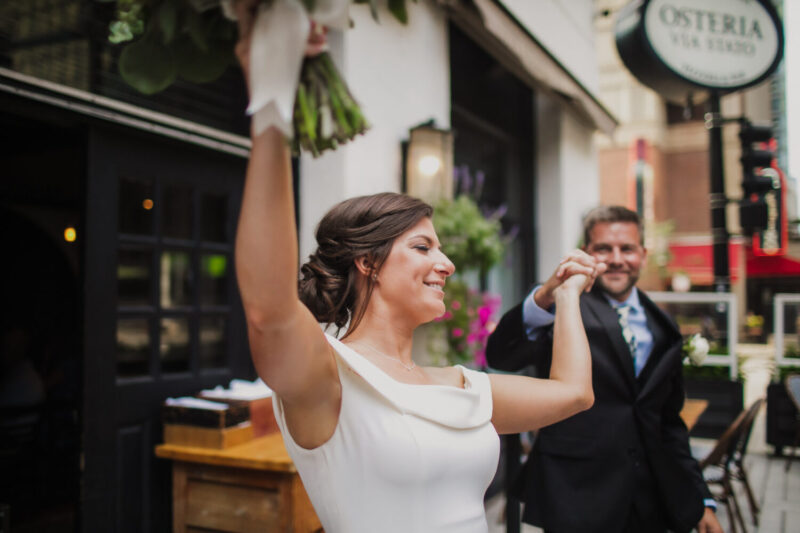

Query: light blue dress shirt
left=523, top=286, right=653, bottom=375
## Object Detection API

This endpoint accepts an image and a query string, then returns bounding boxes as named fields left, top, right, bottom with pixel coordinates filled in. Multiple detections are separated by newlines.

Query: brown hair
left=298, top=192, right=433, bottom=338
left=582, top=205, right=644, bottom=246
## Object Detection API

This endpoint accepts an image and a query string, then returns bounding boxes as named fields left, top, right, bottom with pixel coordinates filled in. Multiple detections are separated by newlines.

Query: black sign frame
left=615, top=0, right=785, bottom=102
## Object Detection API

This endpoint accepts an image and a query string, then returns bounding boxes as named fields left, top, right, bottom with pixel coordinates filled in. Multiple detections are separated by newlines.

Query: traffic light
left=739, top=121, right=778, bottom=235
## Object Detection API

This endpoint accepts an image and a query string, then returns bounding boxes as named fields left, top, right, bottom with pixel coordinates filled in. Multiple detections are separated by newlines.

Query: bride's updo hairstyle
left=299, top=192, right=433, bottom=338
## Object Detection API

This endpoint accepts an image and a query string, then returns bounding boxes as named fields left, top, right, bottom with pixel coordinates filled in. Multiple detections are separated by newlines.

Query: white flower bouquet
left=682, top=333, right=709, bottom=366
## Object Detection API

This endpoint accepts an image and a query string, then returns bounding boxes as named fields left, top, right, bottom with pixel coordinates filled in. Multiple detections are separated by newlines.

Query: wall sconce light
left=402, top=121, right=454, bottom=203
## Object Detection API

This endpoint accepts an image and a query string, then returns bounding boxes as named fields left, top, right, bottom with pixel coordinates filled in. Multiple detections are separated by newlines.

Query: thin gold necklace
left=352, top=341, right=417, bottom=371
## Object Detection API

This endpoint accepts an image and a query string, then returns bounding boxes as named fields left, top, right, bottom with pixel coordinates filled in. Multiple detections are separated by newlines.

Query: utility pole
left=706, top=92, right=730, bottom=294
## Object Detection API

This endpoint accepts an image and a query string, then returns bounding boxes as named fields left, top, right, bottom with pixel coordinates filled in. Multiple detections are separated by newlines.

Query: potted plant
left=681, top=336, right=744, bottom=439
left=744, top=312, right=765, bottom=342
left=427, top=177, right=506, bottom=368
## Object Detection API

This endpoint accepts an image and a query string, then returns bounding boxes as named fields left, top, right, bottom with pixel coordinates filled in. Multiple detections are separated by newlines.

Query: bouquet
left=101, top=0, right=415, bottom=156
left=683, top=333, right=709, bottom=366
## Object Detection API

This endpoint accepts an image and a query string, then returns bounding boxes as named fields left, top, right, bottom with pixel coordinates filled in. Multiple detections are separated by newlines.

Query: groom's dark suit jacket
left=486, top=286, right=712, bottom=533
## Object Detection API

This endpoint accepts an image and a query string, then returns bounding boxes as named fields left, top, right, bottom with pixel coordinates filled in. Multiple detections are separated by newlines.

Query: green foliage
left=387, top=0, right=408, bottom=23
left=291, top=54, right=368, bottom=156
left=105, top=0, right=237, bottom=94
left=429, top=183, right=506, bottom=367
left=432, top=196, right=505, bottom=277
left=354, top=0, right=416, bottom=23
left=118, top=30, right=176, bottom=94
left=108, top=0, right=145, bottom=44
left=777, top=366, right=800, bottom=382
left=785, top=342, right=799, bottom=358
left=682, top=363, right=732, bottom=380
left=101, top=0, right=393, bottom=157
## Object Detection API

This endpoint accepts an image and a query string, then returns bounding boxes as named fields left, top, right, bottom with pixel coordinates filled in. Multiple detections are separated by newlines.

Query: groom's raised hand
left=535, top=250, right=606, bottom=310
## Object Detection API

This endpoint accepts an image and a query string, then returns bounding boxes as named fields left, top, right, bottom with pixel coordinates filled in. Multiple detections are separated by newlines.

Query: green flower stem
left=289, top=52, right=369, bottom=157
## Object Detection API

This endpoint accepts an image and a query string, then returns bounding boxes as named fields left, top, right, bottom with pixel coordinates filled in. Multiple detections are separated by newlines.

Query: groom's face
left=584, top=221, right=646, bottom=302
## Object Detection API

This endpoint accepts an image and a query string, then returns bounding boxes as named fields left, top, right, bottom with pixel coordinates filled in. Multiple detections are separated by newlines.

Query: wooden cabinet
left=156, top=433, right=322, bottom=533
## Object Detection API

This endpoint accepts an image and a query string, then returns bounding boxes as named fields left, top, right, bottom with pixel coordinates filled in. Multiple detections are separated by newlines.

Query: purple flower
left=490, top=204, right=508, bottom=221
left=461, top=168, right=472, bottom=194
left=475, top=171, right=485, bottom=197
left=452, top=327, right=464, bottom=338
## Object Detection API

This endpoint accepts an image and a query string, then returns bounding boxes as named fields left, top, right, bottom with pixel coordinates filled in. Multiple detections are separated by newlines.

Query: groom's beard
left=597, top=268, right=639, bottom=300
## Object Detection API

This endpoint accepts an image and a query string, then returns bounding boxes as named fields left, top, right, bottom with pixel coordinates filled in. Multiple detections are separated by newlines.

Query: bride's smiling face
left=373, top=217, right=455, bottom=324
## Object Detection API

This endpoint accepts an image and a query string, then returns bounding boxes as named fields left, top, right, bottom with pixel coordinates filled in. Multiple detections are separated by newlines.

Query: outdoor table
left=680, top=398, right=709, bottom=431
left=156, top=432, right=321, bottom=533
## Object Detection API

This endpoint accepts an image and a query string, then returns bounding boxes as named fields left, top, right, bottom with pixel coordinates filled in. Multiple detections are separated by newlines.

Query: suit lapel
left=637, top=291, right=683, bottom=395
left=584, top=289, right=637, bottom=392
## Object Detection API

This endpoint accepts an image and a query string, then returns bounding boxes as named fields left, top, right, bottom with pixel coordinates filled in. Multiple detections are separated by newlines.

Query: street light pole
left=707, top=91, right=730, bottom=293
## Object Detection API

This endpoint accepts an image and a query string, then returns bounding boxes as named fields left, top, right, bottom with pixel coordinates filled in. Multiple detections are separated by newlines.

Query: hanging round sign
left=615, top=0, right=784, bottom=102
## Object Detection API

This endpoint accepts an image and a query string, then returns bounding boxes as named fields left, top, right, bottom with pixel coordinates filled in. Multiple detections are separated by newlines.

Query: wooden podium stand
left=156, top=433, right=321, bottom=533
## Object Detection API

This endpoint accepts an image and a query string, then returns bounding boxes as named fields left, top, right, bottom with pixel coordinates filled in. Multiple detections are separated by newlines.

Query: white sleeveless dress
left=273, top=333, right=500, bottom=533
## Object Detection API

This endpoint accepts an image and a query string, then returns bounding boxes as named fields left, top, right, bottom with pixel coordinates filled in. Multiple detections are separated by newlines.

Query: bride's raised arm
left=233, top=0, right=339, bottom=444
left=490, top=263, right=599, bottom=434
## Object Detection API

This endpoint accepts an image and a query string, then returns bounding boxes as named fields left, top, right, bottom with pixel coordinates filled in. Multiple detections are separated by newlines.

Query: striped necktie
left=615, top=304, right=638, bottom=359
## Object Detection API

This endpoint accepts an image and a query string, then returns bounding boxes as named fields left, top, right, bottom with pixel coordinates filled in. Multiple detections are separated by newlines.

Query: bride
left=232, top=1, right=603, bottom=530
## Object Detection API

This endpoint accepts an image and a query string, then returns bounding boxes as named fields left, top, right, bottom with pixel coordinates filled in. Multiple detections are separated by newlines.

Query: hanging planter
left=99, top=0, right=417, bottom=156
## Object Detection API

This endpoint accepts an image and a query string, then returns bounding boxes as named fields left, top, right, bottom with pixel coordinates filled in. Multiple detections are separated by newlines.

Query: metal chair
left=698, top=398, right=763, bottom=533
left=730, top=397, right=764, bottom=526
left=785, top=374, right=800, bottom=472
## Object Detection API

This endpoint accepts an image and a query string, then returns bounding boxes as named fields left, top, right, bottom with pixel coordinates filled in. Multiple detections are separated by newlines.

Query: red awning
left=668, top=239, right=800, bottom=282
left=667, top=240, right=742, bottom=285
left=746, top=247, right=800, bottom=277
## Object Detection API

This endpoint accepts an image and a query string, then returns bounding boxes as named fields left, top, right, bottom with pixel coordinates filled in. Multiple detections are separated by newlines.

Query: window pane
left=162, top=184, right=193, bottom=239
left=780, top=302, right=800, bottom=358
left=118, top=178, right=155, bottom=235
left=199, top=317, right=227, bottom=369
left=117, top=318, right=150, bottom=377
left=200, top=254, right=228, bottom=306
left=118, top=249, right=152, bottom=306
left=200, top=193, right=228, bottom=243
left=160, top=317, right=190, bottom=373
left=160, top=251, right=193, bottom=308
left=657, top=302, right=731, bottom=354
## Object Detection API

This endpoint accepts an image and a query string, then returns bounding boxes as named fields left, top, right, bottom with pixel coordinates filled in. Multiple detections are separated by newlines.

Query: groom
left=486, top=206, right=722, bottom=533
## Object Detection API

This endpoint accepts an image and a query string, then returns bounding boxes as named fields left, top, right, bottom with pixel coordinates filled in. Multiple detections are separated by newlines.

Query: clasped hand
left=536, top=250, right=606, bottom=309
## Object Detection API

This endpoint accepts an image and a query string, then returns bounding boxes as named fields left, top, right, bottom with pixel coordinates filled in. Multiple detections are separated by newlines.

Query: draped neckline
left=326, top=334, right=493, bottom=430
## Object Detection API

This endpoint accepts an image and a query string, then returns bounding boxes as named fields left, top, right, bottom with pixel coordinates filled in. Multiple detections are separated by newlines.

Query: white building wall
left=535, top=98, right=600, bottom=279
left=507, top=0, right=603, bottom=279
left=298, top=1, right=450, bottom=262
left=500, top=0, right=600, bottom=93
left=300, top=0, right=604, bottom=282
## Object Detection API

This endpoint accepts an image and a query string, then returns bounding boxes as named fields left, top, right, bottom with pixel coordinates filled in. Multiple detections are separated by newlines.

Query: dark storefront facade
left=1, top=1, right=256, bottom=530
